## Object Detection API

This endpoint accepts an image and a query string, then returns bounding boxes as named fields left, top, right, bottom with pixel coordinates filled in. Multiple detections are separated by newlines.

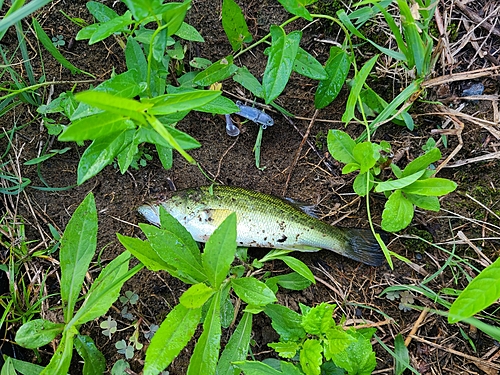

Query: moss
left=404, top=227, right=434, bottom=254
left=315, top=131, right=326, bottom=151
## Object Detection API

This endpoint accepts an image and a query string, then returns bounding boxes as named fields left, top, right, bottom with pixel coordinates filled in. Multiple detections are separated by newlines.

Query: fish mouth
left=137, top=203, right=161, bottom=226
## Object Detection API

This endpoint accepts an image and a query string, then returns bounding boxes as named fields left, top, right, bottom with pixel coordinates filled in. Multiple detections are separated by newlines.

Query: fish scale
left=138, top=185, right=385, bottom=266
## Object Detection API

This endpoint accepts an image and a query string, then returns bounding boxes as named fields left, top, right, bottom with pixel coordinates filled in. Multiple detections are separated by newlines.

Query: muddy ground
left=1, top=0, right=500, bottom=374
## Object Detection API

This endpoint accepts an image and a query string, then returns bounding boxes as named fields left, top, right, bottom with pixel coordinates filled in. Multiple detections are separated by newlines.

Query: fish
left=138, top=185, right=385, bottom=266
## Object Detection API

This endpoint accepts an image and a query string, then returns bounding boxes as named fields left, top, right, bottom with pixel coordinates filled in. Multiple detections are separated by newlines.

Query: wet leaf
left=315, top=46, right=350, bottom=109
left=402, top=178, right=457, bottom=196
left=381, top=190, right=414, bottom=232
left=300, top=339, right=322, bottom=375
left=74, top=334, right=106, bottom=375
left=327, top=129, right=356, bottom=164
left=264, top=304, right=306, bottom=342
left=233, top=66, right=264, bottom=98
left=293, top=47, right=327, bottom=80
left=231, top=277, right=277, bottom=306
left=278, top=0, right=317, bottom=21
left=15, top=319, right=64, bottom=349
left=179, top=283, right=215, bottom=309
left=222, top=0, right=252, bottom=51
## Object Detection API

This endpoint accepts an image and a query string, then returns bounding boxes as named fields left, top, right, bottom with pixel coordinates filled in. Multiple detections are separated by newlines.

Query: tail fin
left=339, top=228, right=386, bottom=266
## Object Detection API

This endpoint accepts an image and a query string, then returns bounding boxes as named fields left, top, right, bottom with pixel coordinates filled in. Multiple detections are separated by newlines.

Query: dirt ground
left=1, top=0, right=500, bottom=374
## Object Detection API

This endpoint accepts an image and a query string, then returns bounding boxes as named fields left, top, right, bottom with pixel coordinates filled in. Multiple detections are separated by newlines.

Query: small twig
left=404, top=307, right=429, bottom=346
left=455, top=1, right=500, bottom=38
left=421, top=66, right=500, bottom=89
left=283, top=109, right=319, bottom=195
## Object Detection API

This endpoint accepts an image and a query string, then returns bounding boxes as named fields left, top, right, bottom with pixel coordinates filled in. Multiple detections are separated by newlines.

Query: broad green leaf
left=187, top=292, right=221, bottom=375
left=342, top=162, right=360, bottom=174
left=264, top=304, right=306, bottom=342
left=117, top=234, right=173, bottom=272
left=268, top=341, right=300, bottom=358
left=374, top=169, right=426, bottom=192
left=121, top=0, right=153, bottom=20
left=402, top=148, right=441, bottom=177
left=59, top=112, right=135, bottom=141
left=353, top=141, right=379, bottom=173
left=324, top=327, right=355, bottom=359
left=116, top=131, right=139, bottom=173
left=77, top=130, right=133, bottom=185
left=294, top=47, right=327, bottom=80
left=315, top=46, right=350, bottom=109
left=202, top=212, right=237, bottom=288
left=193, top=56, right=238, bottom=86
left=331, top=329, right=376, bottom=375
left=216, top=312, right=253, bottom=375
left=158, top=207, right=200, bottom=256
left=276, top=255, right=315, bottom=283
left=32, top=18, right=88, bottom=76
left=157, top=145, right=173, bottom=170
left=342, top=55, right=378, bottom=123
left=404, top=193, right=440, bottom=211
left=381, top=190, right=414, bottom=232
left=4, top=356, right=46, bottom=374
left=266, top=272, right=312, bottom=293
left=301, top=302, right=335, bottom=335
left=327, top=129, right=356, bottom=164
left=394, top=334, right=410, bottom=375
left=162, top=0, right=191, bottom=37
left=175, top=22, right=204, bottom=42
left=233, top=66, right=264, bottom=98
left=144, top=304, right=201, bottom=375
left=125, top=37, right=148, bottom=82
left=231, top=277, right=277, bottom=306
left=300, top=339, right=323, bottom=375
left=397, top=0, right=426, bottom=76
left=60, top=193, right=97, bottom=321
left=167, top=86, right=239, bottom=114
left=41, top=327, right=77, bottom=375
left=449, top=257, right=500, bottom=323
left=136, top=125, right=201, bottom=150
left=233, top=361, right=283, bottom=375
left=86, top=1, right=119, bottom=22
left=74, top=334, right=106, bottom=375
left=140, top=223, right=207, bottom=283
left=143, top=90, right=221, bottom=115
left=353, top=171, right=374, bottom=197
left=15, top=319, right=64, bottom=349
left=88, top=11, right=133, bottom=44
left=402, top=178, right=457, bottom=196
left=263, top=26, right=301, bottom=103
left=278, top=0, right=316, bottom=21
left=222, top=0, right=252, bottom=51
left=72, top=252, right=131, bottom=325
left=75, top=91, right=150, bottom=124
left=179, top=283, right=215, bottom=308
left=152, top=28, right=168, bottom=62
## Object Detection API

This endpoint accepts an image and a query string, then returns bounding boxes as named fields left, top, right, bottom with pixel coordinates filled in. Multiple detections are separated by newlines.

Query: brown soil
left=1, top=0, right=500, bottom=374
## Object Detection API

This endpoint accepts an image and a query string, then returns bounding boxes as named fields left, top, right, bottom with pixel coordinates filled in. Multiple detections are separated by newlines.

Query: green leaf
left=449, top=257, right=500, bottom=323
left=88, top=11, right=133, bottom=44
left=72, top=252, right=131, bottom=325
left=216, top=312, right=253, bottom=375
left=179, top=283, right=215, bottom=309
left=175, top=22, right=205, bottom=42
left=233, top=361, right=283, bottom=375
left=402, top=178, right=457, bottom=196
left=0, top=0, right=53, bottom=40
left=140, top=223, right=207, bottom=284
left=144, top=90, right=221, bottom=115
left=263, top=26, right=301, bottom=103
left=158, top=206, right=201, bottom=257
left=121, top=0, right=153, bottom=20
left=77, top=130, right=133, bottom=185
left=327, top=129, right=356, bottom=164
left=125, top=36, right=148, bottom=82
left=222, top=0, right=252, bottom=51
left=402, top=148, right=441, bottom=177
left=315, top=46, right=350, bottom=109
left=268, top=341, right=300, bottom=359
left=404, top=193, right=440, bottom=211
left=3, top=356, right=46, bottom=374
left=381, top=190, right=414, bottom=232
left=301, top=302, right=335, bottom=335
left=117, top=234, right=174, bottom=272
left=331, top=329, right=376, bottom=375
left=187, top=292, right=221, bottom=375
left=144, top=304, right=202, bottom=375
left=193, top=56, right=238, bottom=86
left=374, top=169, right=426, bottom=192
left=74, top=334, right=106, bottom=375
left=136, top=125, right=201, bottom=150
left=394, top=334, right=410, bottom=375
left=162, top=0, right=192, bottom=37
left=276, top=255, right=315, bottom=283
left=41, top=328, right=77, bottom=375
left=342, top=55, right=378, bottom=123
left=87, top=1, right=119, bottom=22
left=342, top=162, right=360, bottom=174
left=353, top=171, right=373, bottom=197
left=266, top=272, right=312, bottom=293
left=324, top=327, right=355, bottom=360
left=231, top=277, right=277, bottom=306
left=15, top=319, right=64, bottom=349
left=233, top=66, right=264, bottom=98
left=202, top=212, right=237, bottom=288
left=278, top=0, right=316, bottom=21
left=300, top=339, right=323, bottom=375
left=32, top=18, right=89, bottom=76
left=264, top=304, right=306, bottom=342
left=59, top=112, right=135, bottom=141
left=353, top=141, right=379, bottom=173
left=60, top=193, right=97, bottom=321
left=293, top=47, right=327, bottom=80
left=75, top=91, right=150, bottom=124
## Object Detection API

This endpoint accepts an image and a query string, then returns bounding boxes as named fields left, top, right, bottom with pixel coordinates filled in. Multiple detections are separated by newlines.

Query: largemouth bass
left=138, top=185, right=385, bottom=266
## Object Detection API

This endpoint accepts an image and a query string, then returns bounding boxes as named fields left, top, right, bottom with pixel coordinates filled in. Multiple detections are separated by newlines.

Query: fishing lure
left=235, top=101, right=274, bottom=129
